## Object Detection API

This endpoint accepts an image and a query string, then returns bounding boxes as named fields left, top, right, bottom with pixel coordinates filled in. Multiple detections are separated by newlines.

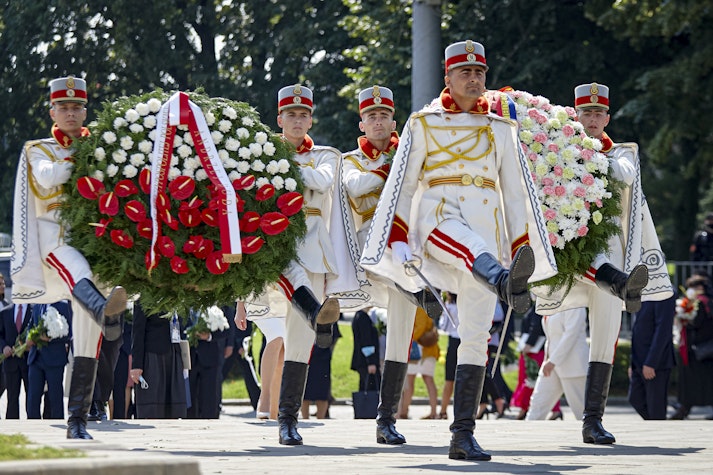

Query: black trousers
left=628, top=367, right=671, bottom=420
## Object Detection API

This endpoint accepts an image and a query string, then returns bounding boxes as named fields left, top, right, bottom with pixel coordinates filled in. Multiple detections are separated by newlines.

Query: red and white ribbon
left=149, top=92, right=242, bottom=270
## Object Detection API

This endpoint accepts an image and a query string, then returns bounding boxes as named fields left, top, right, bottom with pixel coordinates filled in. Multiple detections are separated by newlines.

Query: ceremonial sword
left=490, top=305, right=513, bottom=378
left=242, top=335, right=261, bottom=388
left=403, top=256, right=457, bottom=328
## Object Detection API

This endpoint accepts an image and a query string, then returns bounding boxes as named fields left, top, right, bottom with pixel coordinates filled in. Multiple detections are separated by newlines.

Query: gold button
left=458, top=163, right=464, bottom=169
left=459, top=196, right=465, bottom=202
left=457, top=147, right=461, bottom=153
left=483, top=199, right=488, bottom=205
left=483, top=166, right=488, bottom=172
left=445, top=116, right=451, bottom=121
left=451, top=131, right=457, bottom=136
left=461, top=174, right=473, bottom=186
left=474, top=176, right=484, bottom=187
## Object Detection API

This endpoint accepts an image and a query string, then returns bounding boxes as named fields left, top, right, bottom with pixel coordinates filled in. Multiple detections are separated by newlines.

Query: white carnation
left=266, top=160, right=279, bottom=174
left=278, top=159, right=290, bottom=173
left=183, top=157, right=200, bottom=170
left=242, top=117, right=255, bottom=127
left=173, top=135, right=184, bottom=148
left=125, top=109, right=140, bottom=123
left=271, top=175, right=285, bottom=190
left=263, top=142, right=276, bottom=156
left=168, top=167, right=181, bottom=180
left=225, top=138, right=240, bottom=151
left=106, top=164, right=119, bottom=177
left=92, top=170, right=105, bottom=181
left=129, top=123, right=144, bottom=134
left=138, top=140, right=153, bottom=154
left=238, top=147, right=251, bottom=160
left=123, top=164, right=138, bottom=178
left=205, top=112, right=216, bottom=126
left=249, top=143, right=263, bottom=157
left=228, top=170, right=240, bottom=181
left=102, top=131, right=117, bottom=144
left=170, top=155, right=179, bottom=167
left=112, top=149, right=128, bottom=163
left=136, top=103, right=150, bottom=116
left=256, top=177, right=270, bottom=188
left=222, top=106, right=238, bottom=120
left=237, top=161, right=251, bottom=173
left=94, top=147, right=106, bottom=161
left=251, top=160, right=265, bottom=172
left=113, top=117, right=127, bottom=129
left=143, top=115, right=157, bottom=129
left=218, top=120, right=232, bottom=133
left=148, top=130, right=157, bottom=141
left=130, top=153, right=146, bottom=167
left=147, top=98, right=162, bottom=113
left=218, top=149, right=230, bottom=162
left=211, top=130, right=224, bottom=144
left=285, top=177, right=297, bottom=191
left=177, top=144, right=193, bottom=158
left=195, top=169, right=208, bottom=181
left=120, top=136, right=134, bottom=151
left=236, top=127, right=250, bottom=140
left=255, top=131, right=268, bottom=145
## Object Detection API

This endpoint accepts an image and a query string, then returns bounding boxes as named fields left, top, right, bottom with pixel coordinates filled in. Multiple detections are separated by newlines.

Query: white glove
left=391, top=241, right=412, bottom=266
left=54, top=160, right=74, bottom=185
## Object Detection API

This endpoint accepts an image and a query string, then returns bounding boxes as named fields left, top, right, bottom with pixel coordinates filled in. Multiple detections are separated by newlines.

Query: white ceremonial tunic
left=361, top=95, right=557, bottom=365
left=11, top=130, right=102, bottom=358
left=247, top=142, right=341, bottom=363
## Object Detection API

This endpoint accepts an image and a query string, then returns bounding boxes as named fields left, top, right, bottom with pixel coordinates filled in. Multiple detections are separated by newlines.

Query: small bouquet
left=0, top=306, right=69, bottom=362
left=524, top=354, right=541, bottom=388
left=185, top=306, right=229, bottom=347
left=675, top=287, right=699, bottom=321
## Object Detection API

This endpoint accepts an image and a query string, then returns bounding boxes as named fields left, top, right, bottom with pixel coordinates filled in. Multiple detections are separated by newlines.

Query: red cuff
left=388, top=214, right=409, bottom=246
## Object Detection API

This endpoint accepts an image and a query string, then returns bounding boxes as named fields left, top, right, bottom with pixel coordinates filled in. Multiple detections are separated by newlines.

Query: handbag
left=417, top=326, right=439, bottom=347
left=691, top=339, right=713, bottom=362
left=352, top=374, right=379, bottom=419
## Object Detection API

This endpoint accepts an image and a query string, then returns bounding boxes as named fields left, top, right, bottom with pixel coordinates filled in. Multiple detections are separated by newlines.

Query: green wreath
left=61, top=90, right=306, bottom=315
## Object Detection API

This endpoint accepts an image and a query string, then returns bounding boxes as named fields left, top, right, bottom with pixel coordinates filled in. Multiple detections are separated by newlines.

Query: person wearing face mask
left=689, top=213, right=713, bottom=262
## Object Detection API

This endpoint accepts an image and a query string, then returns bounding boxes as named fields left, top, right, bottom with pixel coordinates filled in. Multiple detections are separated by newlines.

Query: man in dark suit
left=88, top=319, right=124, bottom=422
left=351, top=308, right=381, bottom=393
left=628, top=296, right=676, bottom=419
left=187, top=308, right=228, bottom=419
left=27, top=301, right=71, bottom=419
left=0, top=302, right=32, bottom=418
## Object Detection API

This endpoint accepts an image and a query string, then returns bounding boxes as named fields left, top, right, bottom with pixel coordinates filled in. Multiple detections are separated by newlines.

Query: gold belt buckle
left=474, top=175, right=484, bottom=187
left=460, top=174, right=473, bottom=186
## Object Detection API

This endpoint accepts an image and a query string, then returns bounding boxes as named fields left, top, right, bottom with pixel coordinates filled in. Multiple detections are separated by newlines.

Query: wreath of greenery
left=61, top=90, right=306, bottom=315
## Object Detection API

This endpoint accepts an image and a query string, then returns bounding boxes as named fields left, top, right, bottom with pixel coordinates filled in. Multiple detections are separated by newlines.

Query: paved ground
left=1, top=396, right=712, bottom=474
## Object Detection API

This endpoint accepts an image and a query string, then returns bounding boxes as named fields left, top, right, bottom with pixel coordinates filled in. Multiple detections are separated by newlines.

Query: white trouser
left=282, top=264, right=323, bottom=363
left=526, top=374, right=586, bottom=420
left=383, top=288, right=417, bottom=363
left=587, top=289, right=622, bottom=363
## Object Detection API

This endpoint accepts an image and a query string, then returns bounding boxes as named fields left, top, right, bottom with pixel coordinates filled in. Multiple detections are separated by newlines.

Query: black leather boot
left=471, top=245, right=535, bottom=314
left=291, top=286, right=340, bottom=349
left=376, top=360, right=408, bottom=444
left=448, top=364, right=491, bottom=461
left=594, top=263, right=648, bottom=313
left=582, top=362, right=616, bottom=444
left=67, top=356, right=99, bottom=439
left=394, top=285, right=443, bottom=320
left=278, top=361, right=309, bottom=445
left=72, top=278, right=127, bottom=341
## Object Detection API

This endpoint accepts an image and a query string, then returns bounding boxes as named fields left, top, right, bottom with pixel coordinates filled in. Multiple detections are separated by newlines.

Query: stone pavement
left=1, top=398, right=712, bottom=474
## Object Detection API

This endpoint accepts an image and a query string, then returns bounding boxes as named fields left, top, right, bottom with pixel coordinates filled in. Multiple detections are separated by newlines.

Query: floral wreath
left=487, top=89, right=623, bottom=291
left=61, top=90, right=306, bottom=315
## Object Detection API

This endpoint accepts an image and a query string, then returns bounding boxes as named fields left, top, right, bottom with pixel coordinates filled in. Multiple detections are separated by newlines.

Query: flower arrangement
left=487, top=89, right=623, bottom=291
left=62, top=90, right=307, bottom=315
left=0, top=305, right=69, bottom=362
left=676, top=287, right=699, bottom=321
left=185, top=306, right=230, bottom=347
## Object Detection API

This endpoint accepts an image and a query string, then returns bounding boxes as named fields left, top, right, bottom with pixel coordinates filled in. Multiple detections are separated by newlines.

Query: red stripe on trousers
left=277, top=274, right=295, bottom=300
left=428, top=228, right=475, bottom=271
left=46, top=252, right=76, bottom=290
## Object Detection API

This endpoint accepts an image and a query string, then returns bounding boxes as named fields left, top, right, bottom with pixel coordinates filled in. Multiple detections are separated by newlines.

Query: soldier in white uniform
left=535, top=83, right=673, bottom=444
left=339, top=86, right=423, bottom=444
left=253, top=85, right=341, bottom=446
left=360, top=41, right=558, bottom=461
left=11, top=76, right=127, bottom=439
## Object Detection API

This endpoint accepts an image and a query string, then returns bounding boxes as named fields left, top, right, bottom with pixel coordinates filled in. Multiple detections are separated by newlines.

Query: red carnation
left=115, top=179, right=138, bottom=197
left=179, top=208, right=202, bottom=228
left=124, top=200, right=147, bottom=223
left=255, top=183, right=275, bottom=201
left=240, top=211, right=261, bottom=233
left=77, top=176, right=106, bottom=200
left=168, top=175, right=195, bottom=201
left=260, top=212, right=289, bottom=236
left=241, top=236, right=264, bottom=254
left=170, top=255, right=189, bottom=274
left=232, top=175, right=255, bottom=190
left=94, top=217, right=113, bottom=237
left=137, top=219, right=153, bottom=239
left=276, top=192, right=304, bottom=217
left=98, top=192, right=119, bottom=216
left=139, top=168, right=152, bottom=194
left=206, top=251, right=230, bottom=275
left=110, top=229, right=134, bottom=249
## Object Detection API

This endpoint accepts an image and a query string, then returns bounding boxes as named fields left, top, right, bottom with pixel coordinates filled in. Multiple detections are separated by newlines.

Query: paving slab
left=1, top=401, right=711, bottom=474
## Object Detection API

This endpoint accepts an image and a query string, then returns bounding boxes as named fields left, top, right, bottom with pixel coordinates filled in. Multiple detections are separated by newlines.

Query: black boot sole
left=624, top=264, right=648, bottom=313
left=509, top=246, right=535, bottom=314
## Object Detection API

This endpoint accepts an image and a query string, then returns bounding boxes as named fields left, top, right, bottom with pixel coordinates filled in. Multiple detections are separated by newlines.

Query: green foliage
left=0, top=434, right=84, bottom=461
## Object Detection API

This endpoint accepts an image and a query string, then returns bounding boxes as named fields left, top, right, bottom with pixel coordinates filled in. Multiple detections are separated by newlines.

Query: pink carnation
left=529, top=98, right=540, bottom=107
left=582, top=174, right=595, bottom=186
left=573, top=186, right=586, bottom=197
left=596, top=199, right=603, bottom=207
left=535, top=114, right=548, bottom=125
left=549, top=233, right=559, bottom=246
left=562, top=124, right=575, bottom=137
left=542, top=177, right=554, bottom=186
left=528, top=109, right=540, bottom=119
left=581, top=149, right=594, bottom=160
left=553, top=166, right=563, bottom=176
left=542, top=103, right=552, bottom=112
left=564, top=106, right=576, bottom=117
left=543, top=185, right=555, bottom=196
left=544, top=209, right=557, bottom=220
left=528, top=152, right=538, bottom=162
left=534, top=132, right=548, bottom=144
left=555, top=185, right=566, bottom=197
left=548, top=143, right=559, bottom=153
left=584, top=201, right=590, bottom=210
left=577, top=226, right=589, bottom=237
